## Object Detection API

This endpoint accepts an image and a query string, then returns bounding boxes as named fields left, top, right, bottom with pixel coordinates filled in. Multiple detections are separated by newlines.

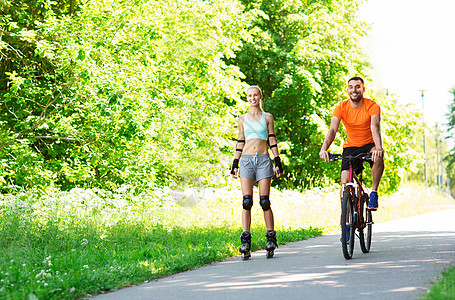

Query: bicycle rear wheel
left=359, top=195, right=372, bottom=253
left=341, top=190, right=355, bottom=259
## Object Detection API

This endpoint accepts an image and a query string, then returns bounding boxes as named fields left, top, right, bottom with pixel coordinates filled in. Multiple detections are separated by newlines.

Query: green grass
left=422, top=267, right=455, bottom=299
left=0, top=183, right=453, bottom=299
left=0, top=185, right=322, bottom=299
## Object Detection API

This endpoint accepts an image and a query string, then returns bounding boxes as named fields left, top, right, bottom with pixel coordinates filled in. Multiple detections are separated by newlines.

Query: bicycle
left=329, top=152, right=374, bottom=259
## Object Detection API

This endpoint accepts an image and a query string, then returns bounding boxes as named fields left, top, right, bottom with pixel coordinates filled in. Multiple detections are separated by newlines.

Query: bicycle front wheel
left=341, top=190, right=355, bottom=259
left=359, top=195, right=373, bottom=253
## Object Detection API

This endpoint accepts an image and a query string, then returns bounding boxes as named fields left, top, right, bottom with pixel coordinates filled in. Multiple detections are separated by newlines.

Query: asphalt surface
left=94, top=209, right=455, bottom=300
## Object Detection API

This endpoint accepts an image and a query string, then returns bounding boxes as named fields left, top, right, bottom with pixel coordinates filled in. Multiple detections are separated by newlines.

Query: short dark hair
left=348, top=76, right=364, bottom=84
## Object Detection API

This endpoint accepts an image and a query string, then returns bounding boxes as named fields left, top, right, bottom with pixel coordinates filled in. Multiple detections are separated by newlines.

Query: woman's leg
left=240, top=177, right=254, bottom=232
left=258, top=177, right=274, bottom=231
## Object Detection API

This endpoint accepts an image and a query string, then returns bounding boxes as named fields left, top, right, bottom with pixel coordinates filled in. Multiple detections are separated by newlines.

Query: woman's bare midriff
left=243, top=139, right=269, bottom=155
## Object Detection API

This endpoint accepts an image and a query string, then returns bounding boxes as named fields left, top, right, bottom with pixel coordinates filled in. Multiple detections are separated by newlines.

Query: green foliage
left=0, top=186, right=322, bottom=298
left=374, top=94, right=425, bottom=193
left=1, top=0, right=247, bottom=191
left=0, top=0, right=81, bottom=190
left=0, top=0, right=436, bottom=194
left=444, top=88, right=455, bottom=195
left=421, top=267, right=455, bottom=300
left=447, top=88, right=455, bottom=139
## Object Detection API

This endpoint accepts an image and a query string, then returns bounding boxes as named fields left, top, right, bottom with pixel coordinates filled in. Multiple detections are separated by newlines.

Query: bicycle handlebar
left=329, top=152, right=372, bottom=162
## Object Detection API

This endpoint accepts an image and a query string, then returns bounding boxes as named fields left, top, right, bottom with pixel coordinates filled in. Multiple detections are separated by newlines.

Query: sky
left=359, top=0, right=455, bottom=129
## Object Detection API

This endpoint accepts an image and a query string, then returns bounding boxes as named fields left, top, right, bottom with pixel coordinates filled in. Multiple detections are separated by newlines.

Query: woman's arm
left=231, top=116, right=245, bottom=179
left=235, top=116, right=245, bottom=159
left=266, top=113, right=282, bottom=177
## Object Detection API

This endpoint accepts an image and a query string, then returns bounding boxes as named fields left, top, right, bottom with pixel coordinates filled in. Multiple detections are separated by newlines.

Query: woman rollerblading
left=230, top=86, right=283, bottom=260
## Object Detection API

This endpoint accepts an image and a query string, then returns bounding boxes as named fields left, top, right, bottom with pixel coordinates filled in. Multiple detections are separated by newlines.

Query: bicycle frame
left=343, top=165, right=369, bottom=229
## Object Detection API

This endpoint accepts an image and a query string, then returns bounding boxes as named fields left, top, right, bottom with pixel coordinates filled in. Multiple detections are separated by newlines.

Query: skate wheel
left=266, top=250, right=274, bottom=259
left=242, top=252, right=251, bottom=261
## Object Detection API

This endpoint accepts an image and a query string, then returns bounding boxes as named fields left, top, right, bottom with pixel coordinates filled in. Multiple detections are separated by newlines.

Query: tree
left=0, top=0, right=248, bottom=191
left=0, top=0, right=81, bottom=189
left=373, top=93, right=425, bottom=193
left=0, top=0, right=434, bottom=194
left=444, top=88, right=455, bottom=194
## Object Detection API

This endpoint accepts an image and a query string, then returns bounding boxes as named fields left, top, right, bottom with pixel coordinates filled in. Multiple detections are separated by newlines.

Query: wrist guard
left=274, top=156, right=283, bottom=174
left=231, top=158, right=240, bottom=175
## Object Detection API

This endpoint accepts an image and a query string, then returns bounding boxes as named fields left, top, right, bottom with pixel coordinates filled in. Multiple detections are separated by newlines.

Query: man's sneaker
left=340, top=226, right=350, bottom=242
left=368, top=191, right=378, bottom=210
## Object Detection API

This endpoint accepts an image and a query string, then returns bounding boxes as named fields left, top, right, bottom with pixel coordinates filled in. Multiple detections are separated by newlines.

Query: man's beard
left=350, top=94, right=363, bottom=103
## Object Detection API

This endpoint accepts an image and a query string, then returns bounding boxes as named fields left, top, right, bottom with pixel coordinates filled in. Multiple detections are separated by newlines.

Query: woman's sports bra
left=243, top=112, right=268, bottom=141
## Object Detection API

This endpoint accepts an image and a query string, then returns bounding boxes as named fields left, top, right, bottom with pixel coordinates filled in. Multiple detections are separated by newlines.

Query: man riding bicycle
left=319, top=76, right=384, bottom=210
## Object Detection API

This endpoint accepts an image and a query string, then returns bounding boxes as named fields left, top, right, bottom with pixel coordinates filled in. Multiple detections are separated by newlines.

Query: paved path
left=94, top=209, right=455, bottom=300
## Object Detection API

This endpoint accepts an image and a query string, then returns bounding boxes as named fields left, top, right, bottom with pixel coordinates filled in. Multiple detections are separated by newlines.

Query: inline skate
left=265, top=230, right=277, bottom=259
left=239, top=231, right=251, bottom=260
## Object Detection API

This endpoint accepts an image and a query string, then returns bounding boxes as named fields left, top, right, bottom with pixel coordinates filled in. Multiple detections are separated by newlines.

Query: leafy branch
left=0, top=80, right=79, bottom=150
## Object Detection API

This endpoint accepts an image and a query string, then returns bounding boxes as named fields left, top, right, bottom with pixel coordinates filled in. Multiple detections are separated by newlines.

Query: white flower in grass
left=70, top=287, right=76, bottom=293
left=81, top=239, right=88, bottom=245
left=43, top=256, right=52, bottom=265
left=83, top=265, right=89, bottom=269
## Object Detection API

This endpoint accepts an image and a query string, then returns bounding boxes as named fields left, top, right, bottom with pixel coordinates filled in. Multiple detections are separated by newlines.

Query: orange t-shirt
left=333, top=98, right=381, bottom=148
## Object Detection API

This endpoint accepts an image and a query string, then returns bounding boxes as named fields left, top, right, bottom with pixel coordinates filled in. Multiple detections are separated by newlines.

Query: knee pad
left=242, top=195, right=253, bottom=210
left=260, top=196, right=271, bottom=211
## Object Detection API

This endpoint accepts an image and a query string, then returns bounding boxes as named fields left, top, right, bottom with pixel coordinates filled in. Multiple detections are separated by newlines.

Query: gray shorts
left=239, top=154, right=274, bottom=182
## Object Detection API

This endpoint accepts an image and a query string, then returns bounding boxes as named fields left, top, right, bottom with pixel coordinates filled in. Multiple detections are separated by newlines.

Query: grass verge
left=421, top=267, right=455, bottom=299
left=0, top=185, right=322, bottom=299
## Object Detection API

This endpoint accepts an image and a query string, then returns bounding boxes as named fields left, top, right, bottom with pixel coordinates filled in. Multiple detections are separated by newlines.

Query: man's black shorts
left=341, top=143, right=375, bottom=174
